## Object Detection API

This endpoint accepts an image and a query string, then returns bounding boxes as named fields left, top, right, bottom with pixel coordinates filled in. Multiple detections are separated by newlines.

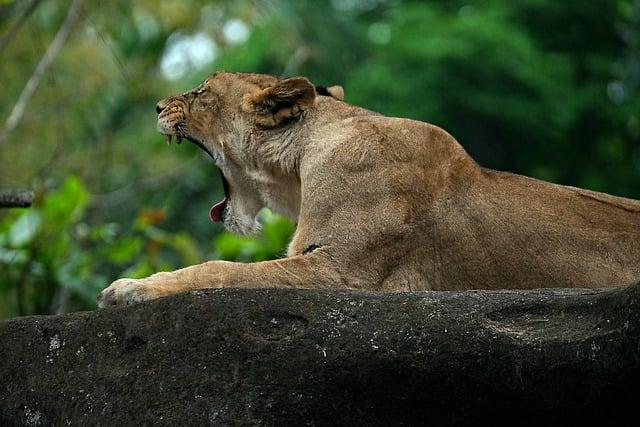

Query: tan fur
left=98, top=72, right=640, bottom=307
left=326, top=85, right=344, bottom=100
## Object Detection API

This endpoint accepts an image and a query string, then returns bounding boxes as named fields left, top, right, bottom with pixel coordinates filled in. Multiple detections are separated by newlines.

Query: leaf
left=103, top=236, right=143, bottom=265
left=41, top=176, right=88, bottom=227
left=8, top=211, right=41, bottom=247
left=171, top=233, right=202, bottom=266
left=121, top=261, right=154, bottom=279
left=0, top=247, right=28, bottom=265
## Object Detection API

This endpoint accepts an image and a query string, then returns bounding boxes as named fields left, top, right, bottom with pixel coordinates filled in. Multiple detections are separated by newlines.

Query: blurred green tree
left=0, top=0, right=638, bottom=317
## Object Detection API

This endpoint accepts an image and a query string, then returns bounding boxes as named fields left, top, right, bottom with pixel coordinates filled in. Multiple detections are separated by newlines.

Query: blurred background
left=0, top=0, right=639, bottom=318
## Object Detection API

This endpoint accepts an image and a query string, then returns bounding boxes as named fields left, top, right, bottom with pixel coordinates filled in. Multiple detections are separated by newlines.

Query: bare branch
left=0, top=1, right=18, bottom=22
left=0, top=189, right=34, bottom=208
left=280, top=46, right=310, bottom=77
left=0, top=0, right=43, bottom=53
left=89, top=156, right=200, bottom=210
left=0, top=0, right=83, bottom=146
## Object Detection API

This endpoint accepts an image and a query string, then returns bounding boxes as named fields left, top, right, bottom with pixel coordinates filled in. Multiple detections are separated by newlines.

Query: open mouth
left=209, top=170, right=229, bottom=223
left=163, top=132, right=229, bottom=223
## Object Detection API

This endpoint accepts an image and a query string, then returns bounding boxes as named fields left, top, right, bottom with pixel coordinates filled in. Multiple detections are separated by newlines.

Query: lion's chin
left=223, top=210, right=262, bottom=236
left=224, top=219, right=262, bottom=236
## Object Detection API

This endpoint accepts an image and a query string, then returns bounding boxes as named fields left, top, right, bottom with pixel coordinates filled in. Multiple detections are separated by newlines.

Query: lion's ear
left=315, top=85, right=345, bottom=100
left=327, top=85, right=344, bottom=101
left=242, top=77, right=316, bottom=128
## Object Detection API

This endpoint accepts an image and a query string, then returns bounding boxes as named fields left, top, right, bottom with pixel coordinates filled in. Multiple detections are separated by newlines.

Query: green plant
left=213, top=209, right=295, bottom=262
left=0, top=177, right=295, bottom=317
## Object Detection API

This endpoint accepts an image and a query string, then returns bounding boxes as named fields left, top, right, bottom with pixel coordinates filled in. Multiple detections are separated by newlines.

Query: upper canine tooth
left=165, top=134, right=172, bottom=145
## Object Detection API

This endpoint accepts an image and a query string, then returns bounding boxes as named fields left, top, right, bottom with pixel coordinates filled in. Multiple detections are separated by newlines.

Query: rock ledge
left=1, top=285, right=639, bottom=425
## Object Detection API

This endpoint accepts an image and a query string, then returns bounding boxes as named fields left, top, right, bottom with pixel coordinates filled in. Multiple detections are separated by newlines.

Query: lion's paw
left=97, top=278, right=160, bottom=308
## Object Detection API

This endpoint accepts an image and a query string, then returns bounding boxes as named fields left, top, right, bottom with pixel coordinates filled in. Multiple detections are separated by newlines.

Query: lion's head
left=155, top=71, right=343, bottom=235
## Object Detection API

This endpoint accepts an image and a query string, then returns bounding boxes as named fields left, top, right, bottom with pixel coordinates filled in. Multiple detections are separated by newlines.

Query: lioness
left=98, top=72, right=640, bottom=307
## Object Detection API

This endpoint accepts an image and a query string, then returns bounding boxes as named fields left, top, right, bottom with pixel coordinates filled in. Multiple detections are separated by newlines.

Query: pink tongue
left=209, top=197, right=227, bottom=223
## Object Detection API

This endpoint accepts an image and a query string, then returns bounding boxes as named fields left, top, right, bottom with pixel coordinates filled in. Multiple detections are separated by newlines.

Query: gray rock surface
left=1, top=284, right=639, bottom=426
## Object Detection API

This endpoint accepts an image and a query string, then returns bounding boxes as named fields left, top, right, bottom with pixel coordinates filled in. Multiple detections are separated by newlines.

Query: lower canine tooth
left=176, top=136, right=182, bottom=144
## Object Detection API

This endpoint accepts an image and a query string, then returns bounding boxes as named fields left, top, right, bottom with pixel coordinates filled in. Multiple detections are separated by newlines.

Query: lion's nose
left=155, top=100, right=168, bottom=114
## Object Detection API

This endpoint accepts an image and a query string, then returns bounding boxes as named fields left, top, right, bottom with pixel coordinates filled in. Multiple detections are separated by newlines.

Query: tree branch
left=89, top=156, right=200, bottom=210
left=0, top=0, right=43, bottom=54
left=0, top=0, right=83, bottom=146
left=0, top=189, right=34, bottom=208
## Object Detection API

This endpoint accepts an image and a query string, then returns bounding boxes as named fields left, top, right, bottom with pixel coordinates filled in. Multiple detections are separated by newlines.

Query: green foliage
left=343, top=1, right=640, bottom=195
left=0, top=176, right=293, bottom=316
left=214, top=210, right=295, bottom=262
left=0, top=176, right=94, bottom=316
left=1, top=0, right=639, bottom=317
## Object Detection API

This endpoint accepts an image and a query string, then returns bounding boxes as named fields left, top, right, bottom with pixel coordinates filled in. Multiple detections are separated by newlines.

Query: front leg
left=97, top=251, right=346, bottom=308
